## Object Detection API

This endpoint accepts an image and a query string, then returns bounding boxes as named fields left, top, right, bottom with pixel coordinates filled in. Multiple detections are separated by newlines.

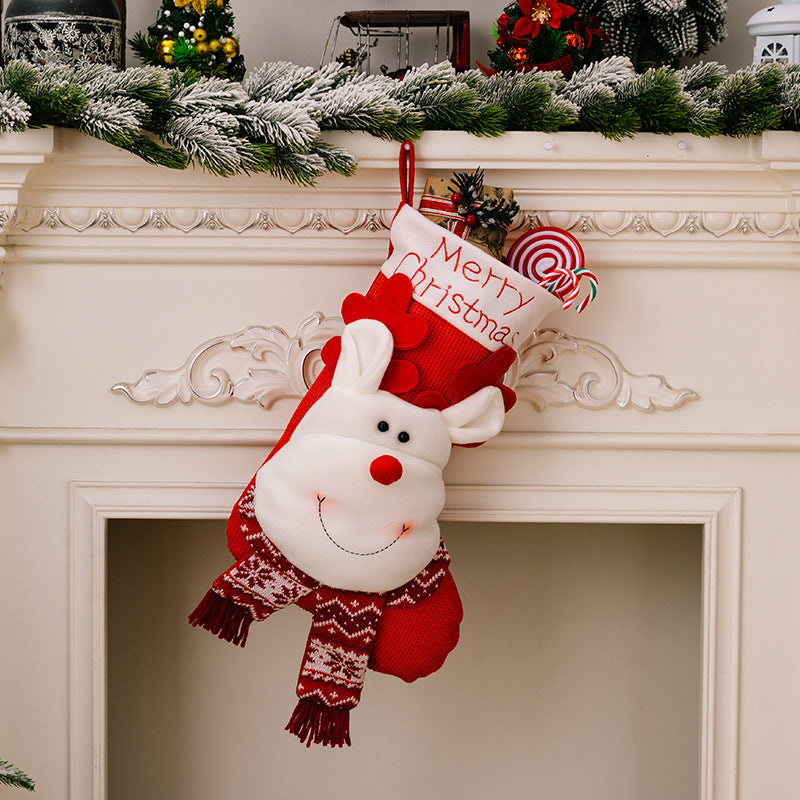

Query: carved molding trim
left=5, top=206, right=798, bottom=239
left=7, top=206, right=393, bottom=235
left=515, top=210, right=798, bottom=239
left=112, top=314, right=698, bottom=414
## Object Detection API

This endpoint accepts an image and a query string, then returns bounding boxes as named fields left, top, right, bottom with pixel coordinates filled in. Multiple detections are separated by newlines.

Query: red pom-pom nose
left=370, top=455, right=403, bottom=485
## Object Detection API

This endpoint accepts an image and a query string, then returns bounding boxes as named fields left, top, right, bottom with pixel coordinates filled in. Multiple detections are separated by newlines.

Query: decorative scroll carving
left=113, top=316, right=698, bottom=413
left=506, top=329, right=698, bottom=412
left=9, top=206, right=799, bottom=238
left=111, top=314, right=344, bottom=409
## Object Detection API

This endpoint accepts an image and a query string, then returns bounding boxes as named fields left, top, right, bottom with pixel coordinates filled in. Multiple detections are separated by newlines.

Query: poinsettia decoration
left=512, top=0, right=575, bottom=39
left=486, top=0, right=607, bottom=76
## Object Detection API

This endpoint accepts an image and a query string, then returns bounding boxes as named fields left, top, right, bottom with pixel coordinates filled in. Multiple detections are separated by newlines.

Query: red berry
left=465, top=213, right=478, bottom=227
left=450, top=192, right=463, bottom=205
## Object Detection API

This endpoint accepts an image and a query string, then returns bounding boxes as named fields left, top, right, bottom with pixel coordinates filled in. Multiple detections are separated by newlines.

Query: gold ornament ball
left=208, top=38, right=223, bottom=53
left=222, top=38, right=239, bottom=57
left=195, top=41, right=209, bottom=54
left=156, top=38, right=175, bottom=56
left=193, top=28, right=207, bottom=42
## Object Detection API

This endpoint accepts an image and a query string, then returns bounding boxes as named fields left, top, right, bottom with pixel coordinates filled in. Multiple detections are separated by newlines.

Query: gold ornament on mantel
left=156, top=38, right=176, bottom=64
left=222, top=38, right=239, bottom=57
left=174, top=0, right=222, bottom=16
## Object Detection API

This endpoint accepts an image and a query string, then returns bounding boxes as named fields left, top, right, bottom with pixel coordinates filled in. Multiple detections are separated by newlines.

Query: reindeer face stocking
left=189, top=142, right=586, bottom=748
left=255, top=318, right=504, bottom=594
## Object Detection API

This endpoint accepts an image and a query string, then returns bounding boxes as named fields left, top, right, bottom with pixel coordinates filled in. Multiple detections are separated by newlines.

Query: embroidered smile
left=317, top=495, right=408, bottom=556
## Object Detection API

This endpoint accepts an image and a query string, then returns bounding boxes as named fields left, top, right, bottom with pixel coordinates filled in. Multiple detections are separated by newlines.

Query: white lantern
left=748, top=0, right=800, bottom=64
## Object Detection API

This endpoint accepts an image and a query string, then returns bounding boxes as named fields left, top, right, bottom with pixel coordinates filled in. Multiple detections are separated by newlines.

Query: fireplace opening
left=107, top=518, right=702, bottom=800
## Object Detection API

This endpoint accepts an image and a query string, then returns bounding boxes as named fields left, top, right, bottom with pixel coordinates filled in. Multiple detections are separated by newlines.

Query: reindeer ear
left=441, top=385, right=506, bottom=445
left=331, top=318, right=394, bottom=394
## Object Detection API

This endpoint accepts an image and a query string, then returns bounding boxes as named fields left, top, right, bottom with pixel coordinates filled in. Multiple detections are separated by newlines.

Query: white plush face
left=254, top=319, right=505, bottom=593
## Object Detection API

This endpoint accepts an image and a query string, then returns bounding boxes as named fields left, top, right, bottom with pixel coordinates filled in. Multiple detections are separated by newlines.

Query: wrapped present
left=418, top=169, right=518, bottom=259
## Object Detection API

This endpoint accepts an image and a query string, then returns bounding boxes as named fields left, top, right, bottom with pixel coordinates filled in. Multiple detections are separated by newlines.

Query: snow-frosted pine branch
left=237, top=98, right=319, bottom=149
left=244, top=61, right=317, bottom=102
left=0, top=89, right=31, bottom=131
left=0, top=759, right=35, bottom=791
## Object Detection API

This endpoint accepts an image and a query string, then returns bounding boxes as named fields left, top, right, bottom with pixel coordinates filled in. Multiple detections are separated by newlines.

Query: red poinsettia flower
left=512, top=0, right=576, bottom=40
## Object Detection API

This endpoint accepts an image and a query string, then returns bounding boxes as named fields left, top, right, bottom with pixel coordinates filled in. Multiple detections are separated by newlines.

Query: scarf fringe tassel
left=188, top=589, right=252, bottom=647
left=286, top=699, right=351, bottom=748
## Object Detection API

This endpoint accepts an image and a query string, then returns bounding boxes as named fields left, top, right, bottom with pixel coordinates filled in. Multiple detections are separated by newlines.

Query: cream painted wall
left=108, top=519, right=702, bottom=800
left=124, top=0, right=766, bottom=74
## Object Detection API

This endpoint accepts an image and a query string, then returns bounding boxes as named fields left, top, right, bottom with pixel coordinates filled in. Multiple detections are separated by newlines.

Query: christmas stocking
left=189, top=142, right=571, bottom=747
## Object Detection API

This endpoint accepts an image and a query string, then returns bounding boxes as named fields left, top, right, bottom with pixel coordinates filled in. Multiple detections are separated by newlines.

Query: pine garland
left=480, top=70, right=580, bottom=132
left=388, top=61, right=506, bottom=136
left=562, top=56, right=641, bottom=138
left=3, top=57, right=800, bottom=184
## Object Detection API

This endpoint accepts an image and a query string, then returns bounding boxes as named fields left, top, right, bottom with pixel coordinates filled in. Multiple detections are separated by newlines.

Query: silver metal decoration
left=3, top=0, right=122, bottom=67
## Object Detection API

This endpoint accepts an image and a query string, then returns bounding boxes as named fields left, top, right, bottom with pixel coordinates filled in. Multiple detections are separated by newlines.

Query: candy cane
left=571, top=268, right=599, bottom=313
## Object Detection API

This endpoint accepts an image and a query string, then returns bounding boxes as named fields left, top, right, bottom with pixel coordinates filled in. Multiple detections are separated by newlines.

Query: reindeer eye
left=398, top=431, right=410, bottom=443
left=377, top=420, right=390, bottom=433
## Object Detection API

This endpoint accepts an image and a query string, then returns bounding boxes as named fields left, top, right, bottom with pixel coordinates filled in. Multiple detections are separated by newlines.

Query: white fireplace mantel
left=1, top=127, right=799, bottom=800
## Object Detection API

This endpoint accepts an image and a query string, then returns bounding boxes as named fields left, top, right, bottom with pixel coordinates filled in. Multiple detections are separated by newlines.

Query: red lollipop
left=506, top=227, right=597, bottom=313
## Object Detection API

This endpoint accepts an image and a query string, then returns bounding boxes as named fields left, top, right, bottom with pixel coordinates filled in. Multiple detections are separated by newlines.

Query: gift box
left=418, top=175, right=516, bottom=259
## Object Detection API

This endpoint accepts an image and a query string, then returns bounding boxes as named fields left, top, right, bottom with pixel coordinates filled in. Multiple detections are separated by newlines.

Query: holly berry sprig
left=448, top=168, right=520, bottom=231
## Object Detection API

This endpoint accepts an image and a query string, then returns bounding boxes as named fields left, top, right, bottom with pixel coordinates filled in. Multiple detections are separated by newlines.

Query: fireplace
left=107, top=518, right=702, bottom=800
left=2, top=126, right=798, bottom=799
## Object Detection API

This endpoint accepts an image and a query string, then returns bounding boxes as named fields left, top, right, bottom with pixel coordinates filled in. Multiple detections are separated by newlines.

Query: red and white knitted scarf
left=189, top=483, right=453, bottom=746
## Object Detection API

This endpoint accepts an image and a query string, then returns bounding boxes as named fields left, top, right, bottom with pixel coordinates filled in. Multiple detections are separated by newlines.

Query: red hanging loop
left=389, top=141, right=416, bottom=257
left=398, top=140, right=415, bottom=207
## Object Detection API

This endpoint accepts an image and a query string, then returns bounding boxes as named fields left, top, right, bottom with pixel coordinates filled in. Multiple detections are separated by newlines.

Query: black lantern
left=3, top=0, right=123, bottom=67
